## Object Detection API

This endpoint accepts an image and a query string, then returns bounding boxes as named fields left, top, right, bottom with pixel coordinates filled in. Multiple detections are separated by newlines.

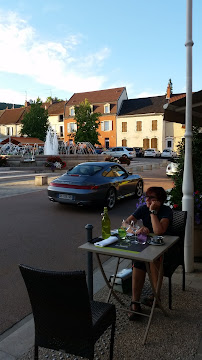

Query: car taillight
left=49, top=182, right=99, bottom=190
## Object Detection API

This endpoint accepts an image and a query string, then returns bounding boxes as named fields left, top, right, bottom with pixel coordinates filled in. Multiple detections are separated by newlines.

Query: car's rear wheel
left=105, top=187, right=116, bottom=210
left=135, top=181, right=143, bottom=197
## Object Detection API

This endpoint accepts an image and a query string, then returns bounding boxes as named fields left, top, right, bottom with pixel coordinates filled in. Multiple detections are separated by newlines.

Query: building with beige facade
left=117, top=87, right=186, bottom=152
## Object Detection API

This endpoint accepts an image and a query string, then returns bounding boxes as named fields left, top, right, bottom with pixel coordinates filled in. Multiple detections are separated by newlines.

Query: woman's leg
left=150, top=258, right=163, bottom=293
left=131, top=267, right=146, bottom=310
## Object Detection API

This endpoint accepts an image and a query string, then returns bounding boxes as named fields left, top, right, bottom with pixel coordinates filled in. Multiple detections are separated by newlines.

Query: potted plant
left=167, top=126, right=202, bottom=260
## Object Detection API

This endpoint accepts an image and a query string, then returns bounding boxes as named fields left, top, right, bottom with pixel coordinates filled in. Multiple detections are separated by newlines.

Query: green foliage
left=168, top=126, right=202, bottom=222
left=46, top=96, right=64, bottom=102
left=168, top=78, right=173, bottom=94
left=20, top=100, right=49, bottom=141
left=73, top=99, right=101, bottom=146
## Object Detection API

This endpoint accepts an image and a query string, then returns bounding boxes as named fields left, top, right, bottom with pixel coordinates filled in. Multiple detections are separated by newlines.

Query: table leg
left=143, top=258, right=168, bottom=345
left=95, top=254, right=125, bottom=306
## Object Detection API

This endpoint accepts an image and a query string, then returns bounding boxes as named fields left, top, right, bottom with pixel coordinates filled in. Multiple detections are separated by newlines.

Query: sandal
left=142, top=295, right=161, bottom=308
left=128, top=301, right=142, bottom=321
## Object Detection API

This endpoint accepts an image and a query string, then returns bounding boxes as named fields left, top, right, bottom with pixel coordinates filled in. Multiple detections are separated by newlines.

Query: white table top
left=79, top=235, right=179, bottom=263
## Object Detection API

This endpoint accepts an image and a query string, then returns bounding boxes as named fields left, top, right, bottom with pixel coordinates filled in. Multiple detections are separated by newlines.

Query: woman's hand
left=136, top=226, right=150, bottom=235
left=150, top=200, right=161, bottom=212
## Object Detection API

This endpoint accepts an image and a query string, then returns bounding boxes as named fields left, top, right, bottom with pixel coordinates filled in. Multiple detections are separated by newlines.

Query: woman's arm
left=150, top=215, right=170, bottom=235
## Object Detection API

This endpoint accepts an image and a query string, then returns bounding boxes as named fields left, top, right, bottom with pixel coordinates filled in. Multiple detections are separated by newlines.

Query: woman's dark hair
left=146, top=187, right=167, bottom=203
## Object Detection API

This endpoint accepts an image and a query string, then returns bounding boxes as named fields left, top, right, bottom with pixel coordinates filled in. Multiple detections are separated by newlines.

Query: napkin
left=94, top=236, right=118, bottom=247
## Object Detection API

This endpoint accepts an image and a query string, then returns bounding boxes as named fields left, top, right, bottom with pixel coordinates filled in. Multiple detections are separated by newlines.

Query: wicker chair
left=19, top=265, right=116, bottom=360
left=163, top=210, right=187, bottom=309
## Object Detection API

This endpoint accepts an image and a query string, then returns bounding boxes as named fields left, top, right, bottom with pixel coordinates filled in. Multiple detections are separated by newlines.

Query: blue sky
left=0, top=0, right=201, bottom=104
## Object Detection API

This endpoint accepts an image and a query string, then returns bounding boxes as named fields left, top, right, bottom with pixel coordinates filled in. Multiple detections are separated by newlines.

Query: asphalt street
left=0, top=162, right=173, bottom=335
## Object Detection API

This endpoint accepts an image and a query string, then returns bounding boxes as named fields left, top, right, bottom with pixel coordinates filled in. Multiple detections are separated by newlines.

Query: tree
left=73, top=99, right=101, bottom=146
left=168, top=78, right=173, bottom=94
left=46, top=96, right=64, bottom=103
left=169, top=126, right=202, bottom=223
left=20, top=99, right=49, bottom=141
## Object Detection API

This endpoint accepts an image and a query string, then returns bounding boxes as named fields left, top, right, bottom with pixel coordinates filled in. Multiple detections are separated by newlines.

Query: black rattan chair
left=19, top=265, right=116, bottom=360
left=163, top=210, right=187, bottom=309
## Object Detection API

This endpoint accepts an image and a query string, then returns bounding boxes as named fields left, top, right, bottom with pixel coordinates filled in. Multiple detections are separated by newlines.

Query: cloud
left=0, top=11, right=110, bottom=99
left=0, top=88, right=26, bottom=104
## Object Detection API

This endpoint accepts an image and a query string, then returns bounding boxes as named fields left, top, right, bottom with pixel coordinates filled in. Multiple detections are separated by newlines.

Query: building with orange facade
left=63, top=87, right=127, bottom=149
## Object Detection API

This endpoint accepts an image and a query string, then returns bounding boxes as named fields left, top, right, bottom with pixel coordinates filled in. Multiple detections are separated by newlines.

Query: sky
left=0, top=0, right=201, bottom=105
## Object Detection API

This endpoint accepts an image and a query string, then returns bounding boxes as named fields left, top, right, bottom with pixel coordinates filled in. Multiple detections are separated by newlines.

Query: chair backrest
left=168, top=210, right=187, bottom=242
left=19, top=265, right=93, bottom=354
left=164, top=210, right=187, bottom=273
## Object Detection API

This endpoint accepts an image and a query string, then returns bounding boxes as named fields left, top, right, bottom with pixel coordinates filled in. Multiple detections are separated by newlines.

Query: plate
left=147, top=239, right=165, bottom=246
left=111, top=229, right=118, bottom=235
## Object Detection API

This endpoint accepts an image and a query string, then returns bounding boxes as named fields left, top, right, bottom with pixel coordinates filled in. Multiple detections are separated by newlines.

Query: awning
left=163, top=90, right=202, bottom=126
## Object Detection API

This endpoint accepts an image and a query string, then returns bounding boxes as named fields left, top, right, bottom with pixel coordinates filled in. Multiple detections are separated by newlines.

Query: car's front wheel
left=105, top=187, right=116, bottom=210
left=135, top=181, right=143, bottom=197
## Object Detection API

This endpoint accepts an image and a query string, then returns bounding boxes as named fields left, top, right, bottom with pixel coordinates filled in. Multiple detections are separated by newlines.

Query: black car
left=134, top=147, right=145, bottom=157
left=48, top=161, right=143, bottom=209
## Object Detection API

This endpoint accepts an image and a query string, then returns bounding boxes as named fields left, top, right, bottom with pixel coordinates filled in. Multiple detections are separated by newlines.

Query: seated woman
left=125, top=186, right=172, bottom=320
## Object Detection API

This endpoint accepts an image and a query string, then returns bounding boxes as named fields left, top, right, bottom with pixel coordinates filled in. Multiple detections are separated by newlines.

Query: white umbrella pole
left=183, top=0, right=194, bottom=272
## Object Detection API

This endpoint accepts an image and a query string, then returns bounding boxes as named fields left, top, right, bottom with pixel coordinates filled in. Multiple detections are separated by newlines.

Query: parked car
left=133, top=147, right=145, bottom=157
left=94, top=147, right=104, bottom=154
left=48, top=161, right=143, bottom=209
left=144, top=148, right=161, bottom=157
left=166, top=162, right=179, bottom=176
left=161, top=149, right=177, bottom=158
left=101, top=146, right=136, bottom=159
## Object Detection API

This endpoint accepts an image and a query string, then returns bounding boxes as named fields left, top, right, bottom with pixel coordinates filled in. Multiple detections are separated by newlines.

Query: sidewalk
left=0, top=259, right=201, bottom=359
left=0, top=165, right=201, bottom=359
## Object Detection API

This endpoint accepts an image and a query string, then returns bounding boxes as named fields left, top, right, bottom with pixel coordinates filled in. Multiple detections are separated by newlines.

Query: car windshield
left=126, top=148, right=133, bottom=151
left=146, top=149, right=154, bottom=152
left=68, top=164, right=102, bottom=176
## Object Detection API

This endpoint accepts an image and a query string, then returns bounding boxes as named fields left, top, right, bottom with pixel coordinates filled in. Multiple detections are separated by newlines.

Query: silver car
left=101, top=147, right=136, bottom=159
left=48, top=161, right=143, bottom=209
left=144, top=148, right=161, bottom=157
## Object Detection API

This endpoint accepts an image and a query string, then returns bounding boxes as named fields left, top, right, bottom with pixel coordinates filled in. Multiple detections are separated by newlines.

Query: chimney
left=25, top=100, right=30, bottom=107
left=166, top=83, right=171, bottom=100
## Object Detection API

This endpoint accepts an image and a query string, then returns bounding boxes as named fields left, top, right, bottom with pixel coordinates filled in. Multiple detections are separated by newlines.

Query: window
left=104, top=103, right=110, bottom=114
left=6, top=127, right=9, bottom=135
left=136, top=121, right=142, bottom=131
left=103, top=165, right=126, bottom=178
left=60, top=126, right=64, bottom=137
left=122, top=139, right=127, bottom=146
left=59, top=115, right=63, bottom=122
left=152, top=120, right=157, bottom=131
left=69, top=107, right=75, bottom=116
left=167, top=140, right=172, bottom=148
left=143, top=138, right=149, bottom=149
left=101, top=121, right=113, bottom=131
left=151, top=138, right=157, bottom=148
left=122, top=122, right=127, bottom=132
left=67, top=122, right=77, bottom=133
left=105, top=138, right=109, bottom=149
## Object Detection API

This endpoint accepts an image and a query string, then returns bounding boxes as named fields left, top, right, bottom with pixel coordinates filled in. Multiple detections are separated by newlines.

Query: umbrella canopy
left=163, top=90, right=202, bottom=126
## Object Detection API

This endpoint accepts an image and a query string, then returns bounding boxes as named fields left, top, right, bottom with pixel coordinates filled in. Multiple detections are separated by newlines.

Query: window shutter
left=136, top=121, right=142, bottom=131
left=101, top=121, right=104, bottom=131
left=109, top=120, right=112, bottom=131
left=152, top=120, right=157, bottom=131
left=67, top=123, right=70, bottom=133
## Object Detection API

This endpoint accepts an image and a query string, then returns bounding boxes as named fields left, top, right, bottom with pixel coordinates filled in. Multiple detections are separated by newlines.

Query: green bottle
left=101, top=207, right=111, bottom=239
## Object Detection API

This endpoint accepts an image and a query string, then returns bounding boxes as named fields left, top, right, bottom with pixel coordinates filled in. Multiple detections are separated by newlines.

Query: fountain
left=44, top=128, right=59, bottom=155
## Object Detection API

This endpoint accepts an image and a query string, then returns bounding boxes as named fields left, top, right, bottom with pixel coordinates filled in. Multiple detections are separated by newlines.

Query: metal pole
left=183, top=0, right=194, bottom=272
left=85, top=224, right=94, bottom=299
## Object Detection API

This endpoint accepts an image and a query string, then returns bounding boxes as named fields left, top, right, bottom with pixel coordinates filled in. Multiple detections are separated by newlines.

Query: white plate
left=148, top=240, right=165, bottom=246
left=111, top=229, right=118, bottom=235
